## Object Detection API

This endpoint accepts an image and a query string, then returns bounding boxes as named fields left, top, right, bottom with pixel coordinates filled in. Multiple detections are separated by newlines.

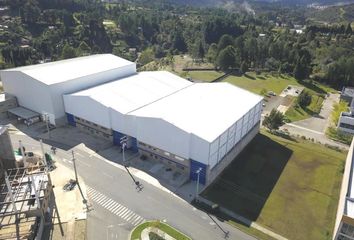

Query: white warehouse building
left=0, top=54, right=136, bottom=125
left=1, top=54, right=263, bottom=186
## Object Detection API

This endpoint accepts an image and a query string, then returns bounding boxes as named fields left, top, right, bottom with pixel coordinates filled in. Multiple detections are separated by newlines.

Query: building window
left=340, top=123, right=354, bottom=130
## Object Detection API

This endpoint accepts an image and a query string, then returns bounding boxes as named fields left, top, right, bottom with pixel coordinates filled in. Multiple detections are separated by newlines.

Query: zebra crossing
left=87, top=186, right=145, bottom=226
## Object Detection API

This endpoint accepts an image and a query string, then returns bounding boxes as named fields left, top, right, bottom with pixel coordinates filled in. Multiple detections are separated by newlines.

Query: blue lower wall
left=190, top=159, right=207, bottom=185
left=66, top=113, right=76, bottom=126
left=131, top=137, right=138, bottom=153
left=113, top=130, right=124, bottom=145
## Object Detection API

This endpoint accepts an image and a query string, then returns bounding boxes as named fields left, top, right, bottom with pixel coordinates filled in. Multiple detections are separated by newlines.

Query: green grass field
left=186, top=71, right=224, bottom=82
left=131, top=221, right=191, bottom=240
left=224, top=72, right=336, bottom=96
left=285, top=94, right=325, bottom=122
left=224, top=72, right=302, bottom=95
left=202, top=131, right=346, bottom=240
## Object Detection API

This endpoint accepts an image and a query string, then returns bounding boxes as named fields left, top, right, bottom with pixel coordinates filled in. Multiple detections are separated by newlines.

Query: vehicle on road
left=63, top=179, right=77, bottom=191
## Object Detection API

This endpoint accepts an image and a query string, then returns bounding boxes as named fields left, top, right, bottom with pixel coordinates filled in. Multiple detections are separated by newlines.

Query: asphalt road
left=10, top=133, right=256, bottom=240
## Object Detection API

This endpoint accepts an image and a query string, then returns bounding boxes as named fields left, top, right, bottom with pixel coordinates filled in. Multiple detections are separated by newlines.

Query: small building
left=341, top=87, right=354, bottom=103
left=333, top=139, right=354, bottom=240
left=338, top=100, right=354, bottom=134
left=0, top=54, right=136, bottom=125
left=0, top=93, right=17, bottom=119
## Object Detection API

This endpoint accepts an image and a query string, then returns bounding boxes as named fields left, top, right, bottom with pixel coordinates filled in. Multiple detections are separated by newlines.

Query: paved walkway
left=141, top=227, right=175, bottom=240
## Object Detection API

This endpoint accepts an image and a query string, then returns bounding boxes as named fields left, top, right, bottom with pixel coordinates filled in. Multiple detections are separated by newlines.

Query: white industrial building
left=0, top=54, right=136, bottom=124
left=0, top=54, right=263, bottom=185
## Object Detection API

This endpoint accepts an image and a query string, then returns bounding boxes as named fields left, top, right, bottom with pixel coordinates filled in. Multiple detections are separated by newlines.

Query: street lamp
left=120, top=136, right=143, bottom=191
left=196, top=167, right=202, bottom=201
left=120, top=136, right=128, bottom=166
left=43, top=113, right=51, bottom=138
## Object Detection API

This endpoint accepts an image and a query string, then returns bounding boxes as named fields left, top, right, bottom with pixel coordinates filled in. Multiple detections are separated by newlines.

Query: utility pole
left=195, top=167, right=202, bottom=201
left=71, top=150, right=88, bottom=209
left=207, top=213, right=230, bottom=239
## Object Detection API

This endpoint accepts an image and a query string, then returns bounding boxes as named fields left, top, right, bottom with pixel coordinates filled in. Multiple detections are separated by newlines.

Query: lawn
left=186, top=71, right=224, bottom=82
left=202, top=130, right=346, bottom=240
left=130, top=221, right=191, bottom=240
left=326, top=101, right=352, bottom=145
left=285, top=94, right=325, bottom=122
left=224, top=72, right=302, bottom=95
left=224, top=72, right=336, bottom=96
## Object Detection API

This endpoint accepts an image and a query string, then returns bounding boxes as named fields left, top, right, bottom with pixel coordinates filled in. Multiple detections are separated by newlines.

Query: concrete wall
left=206, top=122, right=260, bottom=187
left=64, top=95, right=111, bottom=129
left=0, top=94, right=17, bottom=119
left=49, top=64, right=136, bottom=124
left=0, top=126, right=16, bottom=170
left=208, top=101, right=262, bottom=169
left=0, top=71, right=55, bottom=122
left=136, top=117, right=194, bottom=161
left=338, top=114, right=354, bottom=134
left=333, top=139, right=354, bottom=240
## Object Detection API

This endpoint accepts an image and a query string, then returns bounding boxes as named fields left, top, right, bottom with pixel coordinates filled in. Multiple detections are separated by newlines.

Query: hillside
left=306, top=3, right=354, bottom=23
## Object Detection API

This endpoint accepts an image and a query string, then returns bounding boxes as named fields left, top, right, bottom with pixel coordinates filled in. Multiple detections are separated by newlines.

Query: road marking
left=285, top=123, right=324, bottom=135
left=77, top=159, right=91, bottom=167
left=102, top=171, right=113, bottom=179
left=87, top=186, right=145, bottom=226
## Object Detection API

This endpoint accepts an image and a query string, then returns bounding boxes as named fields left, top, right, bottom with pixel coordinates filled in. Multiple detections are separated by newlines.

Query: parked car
left=63, top=179, right=77, bottom=192
left=268, top=91, right=276, bottom=96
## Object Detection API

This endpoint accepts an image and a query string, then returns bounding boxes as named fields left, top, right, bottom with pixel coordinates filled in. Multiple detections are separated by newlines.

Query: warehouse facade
left=1, top=54, right=263, bottom=186
left=0, top=54, right=136, bottom=125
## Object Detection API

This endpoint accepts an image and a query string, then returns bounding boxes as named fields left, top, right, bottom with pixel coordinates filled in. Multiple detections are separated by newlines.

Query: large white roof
left=131, top=82, right=263, bottom=142
left=2, top=54, right=135, bottom=85
left=68, top=71, right=193, bottom=114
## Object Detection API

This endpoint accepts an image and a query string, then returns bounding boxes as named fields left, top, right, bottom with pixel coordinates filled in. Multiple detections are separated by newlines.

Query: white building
left=0, top=54, right=136, bottom=124
left=1, top=54, right=263, bottom=186
left=64, top=71, right=263, bottom=185
left=333, top=139, right=354, bottom=240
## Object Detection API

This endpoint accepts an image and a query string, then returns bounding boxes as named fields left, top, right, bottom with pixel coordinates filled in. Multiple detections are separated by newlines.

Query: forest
left=0, top=0, right=353, bottom=88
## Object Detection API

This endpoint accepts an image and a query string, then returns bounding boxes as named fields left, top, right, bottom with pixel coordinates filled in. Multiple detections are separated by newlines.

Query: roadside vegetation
left=130, top=221, right=191, bottom=240
left=202, top=130, right=346, bottom=240
left=285, top=92, right=325, bottom=122
left=326, top=101, right=352, bottom=145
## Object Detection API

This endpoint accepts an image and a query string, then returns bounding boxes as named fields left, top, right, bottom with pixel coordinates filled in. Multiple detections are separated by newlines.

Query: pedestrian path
left=87, top=186, right=145, bottom=226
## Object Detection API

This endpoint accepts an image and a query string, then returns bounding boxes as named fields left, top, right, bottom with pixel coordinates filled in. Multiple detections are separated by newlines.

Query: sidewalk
left=50, top=162, right=88, bottom=240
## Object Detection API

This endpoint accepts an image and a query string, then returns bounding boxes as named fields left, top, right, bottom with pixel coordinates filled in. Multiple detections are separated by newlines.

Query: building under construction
left=0, top=165, right=54, bottom=239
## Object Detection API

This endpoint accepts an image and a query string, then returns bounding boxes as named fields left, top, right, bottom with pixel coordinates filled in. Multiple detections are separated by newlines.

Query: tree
left=139, top=48, right=154, bottom=65
left=197, top=41, right=205, bottom=61
left=240, top=61, right=248, bottom=73
left=206, top=43, right=218, bottom=64
left=216, top=45, right=236, bottom=71
left=217, top=34, right=234, bottom=51
left=346, top=23, right=352, bottom=35
left=297, top=91, right=312, bottom=108
left=61, top=44, right=77, bottom=59
left=263, top=109, right=285, bottom=132
left=77, top=41, right=91, bottom=56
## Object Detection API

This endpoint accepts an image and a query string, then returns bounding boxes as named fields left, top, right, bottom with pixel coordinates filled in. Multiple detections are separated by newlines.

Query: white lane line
left=88, top=187, right=145, bottom=225
left=285, top=123, right=324, bottom=135
left=77, top=159, right=91, bottom=167
left=102, top=171, right=113, bottom=179
left=122, top=211, right=133, bottom=220
left=113, top=205, right=124, bottom=214
left=110, top=204, right=121, bottom=213
left=102, top=199, right=114, bottom=208
left=117, top=208, right=129, bottom=217
left=106, top=201, right=117, bottom=210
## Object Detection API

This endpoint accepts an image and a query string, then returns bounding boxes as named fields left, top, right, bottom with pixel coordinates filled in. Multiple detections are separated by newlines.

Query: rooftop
left=68, top=71, right=193, bottom=114
left=131, top=82, right=263, bottom=142
left=1, top=54, right=135, bottom=85
left=342, top=87, right=354, bottom=97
